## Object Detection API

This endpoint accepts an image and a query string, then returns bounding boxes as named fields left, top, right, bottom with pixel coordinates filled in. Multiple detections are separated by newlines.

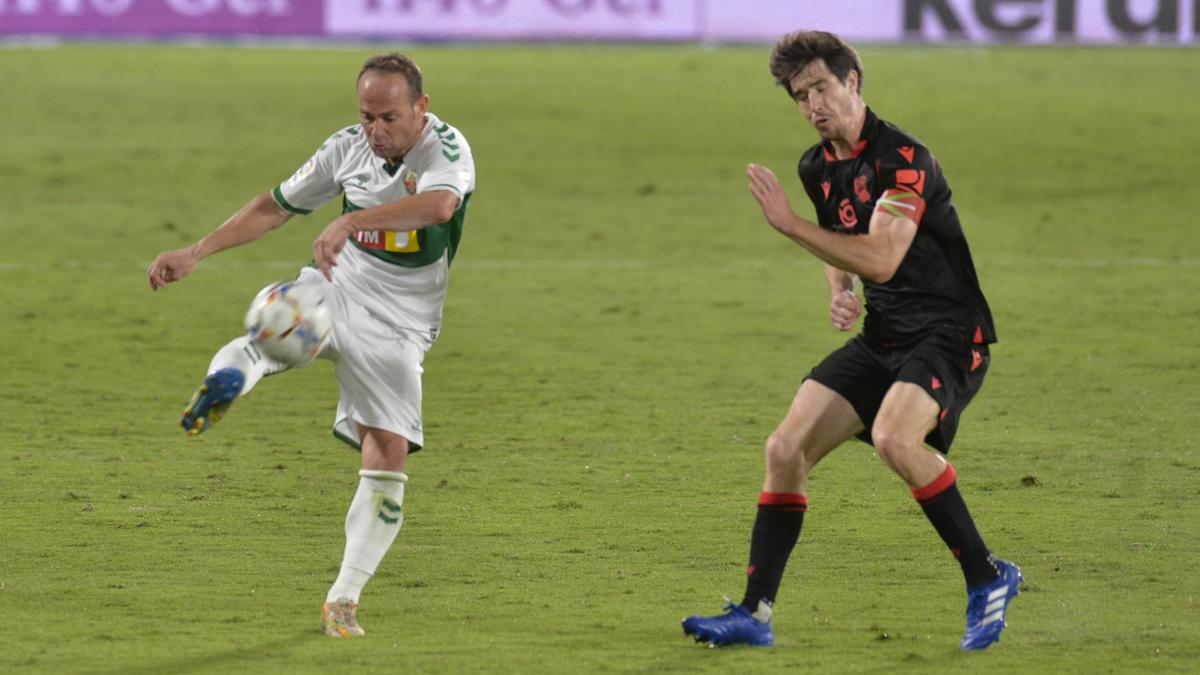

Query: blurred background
left=3, top=0, right=1198, bottom=44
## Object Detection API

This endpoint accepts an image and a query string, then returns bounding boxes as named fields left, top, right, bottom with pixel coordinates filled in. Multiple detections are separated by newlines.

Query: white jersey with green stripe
left=273, top=112, right=475, bottom=268
left=271, top=112, right=475, bottom=346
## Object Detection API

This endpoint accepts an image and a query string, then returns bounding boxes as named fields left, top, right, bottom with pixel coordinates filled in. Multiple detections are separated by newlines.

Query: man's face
left=357, top=73, right=429, bottom=162
left=788, top=59, right=859, bottom=142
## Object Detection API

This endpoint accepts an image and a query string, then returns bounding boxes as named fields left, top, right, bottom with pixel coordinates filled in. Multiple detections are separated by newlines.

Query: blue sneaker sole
left=181, top=368, right=245, bottom=436
left=682, top=614, right=774, bottom=647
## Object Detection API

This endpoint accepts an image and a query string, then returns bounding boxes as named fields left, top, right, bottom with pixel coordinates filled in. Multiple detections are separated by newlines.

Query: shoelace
left=965, top=589, right=989, bottom=620
left=330, top=602, right=358, bottom=626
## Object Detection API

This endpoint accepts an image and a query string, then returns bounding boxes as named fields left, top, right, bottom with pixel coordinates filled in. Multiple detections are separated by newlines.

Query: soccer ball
left=244, top=280, right=332, bottom=366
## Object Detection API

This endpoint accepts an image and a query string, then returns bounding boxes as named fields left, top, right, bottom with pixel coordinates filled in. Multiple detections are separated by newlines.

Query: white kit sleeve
left=272, top=130, right=349, bottom=215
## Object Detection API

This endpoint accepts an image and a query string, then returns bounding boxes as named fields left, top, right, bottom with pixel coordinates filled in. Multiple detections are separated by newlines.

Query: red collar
left=820, top=107, right=877, bottom=161
left=822, top=138, right=868, bottom=161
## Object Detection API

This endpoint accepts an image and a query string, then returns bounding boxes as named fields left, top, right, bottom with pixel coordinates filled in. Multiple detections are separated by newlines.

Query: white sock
left=326, top=470, right=408, bottom=603
left=751, top=599, right=773, bottom=623
left=207, top=335, right=288, bottom=396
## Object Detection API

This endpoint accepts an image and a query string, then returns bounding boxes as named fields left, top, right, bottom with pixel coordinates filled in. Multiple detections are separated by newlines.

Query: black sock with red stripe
left=912, top=464, right=999, bottom=586
left=741, top=491, right=807, bottom=611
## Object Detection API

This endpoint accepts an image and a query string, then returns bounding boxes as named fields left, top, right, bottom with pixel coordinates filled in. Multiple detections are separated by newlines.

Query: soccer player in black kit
left=683, top=30, right=1022, bottom=650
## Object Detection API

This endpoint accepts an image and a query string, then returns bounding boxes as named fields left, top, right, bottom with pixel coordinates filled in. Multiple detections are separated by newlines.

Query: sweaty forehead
left=357, top=74, right=413, bottom=107
left=789, top=59, right=835, bottom=92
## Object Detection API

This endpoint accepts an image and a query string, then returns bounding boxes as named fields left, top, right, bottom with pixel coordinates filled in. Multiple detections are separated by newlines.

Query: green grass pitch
left=1, top=44, right=1198, bottom=673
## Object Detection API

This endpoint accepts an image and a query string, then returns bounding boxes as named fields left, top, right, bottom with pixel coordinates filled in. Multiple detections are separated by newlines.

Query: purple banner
left=0, top=0, right=323, bottom=35
left=324, top=0, right=696, bottom=40
left=703, top=0, right=1199, bottom=44
left=2, top=0, right=1197, bottom=43
left=881, top=0, right=1199, bottom=44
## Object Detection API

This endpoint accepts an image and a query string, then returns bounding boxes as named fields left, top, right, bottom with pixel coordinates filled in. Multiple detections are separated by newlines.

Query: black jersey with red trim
left=798, top=108, right=996, bottom=344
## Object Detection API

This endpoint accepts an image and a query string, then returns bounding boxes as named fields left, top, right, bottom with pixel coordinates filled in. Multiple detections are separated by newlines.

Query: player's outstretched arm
left=148, top=192, right=292, bottom=290
left=312, top=190, right=459, bottom=281
left=747, top=163, right=916, bottom=283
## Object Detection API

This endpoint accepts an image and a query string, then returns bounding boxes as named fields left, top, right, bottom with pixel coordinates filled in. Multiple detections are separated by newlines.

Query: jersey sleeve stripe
left=876, top=188, right=927, bottom=225
left=272, top=186, right=313, bottom=215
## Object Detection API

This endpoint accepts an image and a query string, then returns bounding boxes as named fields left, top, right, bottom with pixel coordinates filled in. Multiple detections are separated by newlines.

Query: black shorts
left=805, top=324, right=990, bottom=453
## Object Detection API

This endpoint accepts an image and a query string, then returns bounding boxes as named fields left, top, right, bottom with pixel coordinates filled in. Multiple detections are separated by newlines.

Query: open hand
left=747, top=163, right=797, bottom=235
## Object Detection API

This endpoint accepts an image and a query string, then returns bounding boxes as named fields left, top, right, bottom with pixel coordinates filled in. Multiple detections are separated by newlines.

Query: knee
left=871, top=424, right=920, bottom=471
left=764, top=433, right=808, bottom=480
left=380, top=434, right=409, bottom=466
left=362, top=428, right=410, bottom=471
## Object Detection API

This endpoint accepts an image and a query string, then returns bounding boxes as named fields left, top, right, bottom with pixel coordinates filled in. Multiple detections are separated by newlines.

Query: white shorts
left=298, top=247, right=448, bottom=451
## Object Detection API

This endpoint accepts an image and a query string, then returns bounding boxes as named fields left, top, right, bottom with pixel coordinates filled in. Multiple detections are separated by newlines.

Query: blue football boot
left=682, top=601, right=774, bottom=647
left=961, top=559, right=1023, bottom=650
left=180, top=368, right=245, bottom=436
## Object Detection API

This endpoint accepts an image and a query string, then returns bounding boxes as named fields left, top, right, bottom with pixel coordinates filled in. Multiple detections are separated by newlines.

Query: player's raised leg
left=683, top=380, right=862, bottom=647
left=871, top=382, right=1021, bottom=650
left=323, top=424, right=410, bottom=638
left=181, top=336, right=289, bottom=435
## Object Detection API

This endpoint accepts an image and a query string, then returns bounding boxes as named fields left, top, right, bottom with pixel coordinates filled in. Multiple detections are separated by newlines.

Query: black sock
left=912, top=464, right=999, bottom=586
left=741, top=491, right=807, bottom=610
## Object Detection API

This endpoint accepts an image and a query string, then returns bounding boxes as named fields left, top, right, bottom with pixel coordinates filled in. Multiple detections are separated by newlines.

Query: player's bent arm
left=310, top=190, right=462, bottom=281
left=824, top=264, right=856, bottom=297
left=776, top=209, right=917, bottom=284
left=824, top=263, right=863, bottom=331
left=193, top=192, right=293, bottom=259
left=340, top=190, right=460, bottom=234
left=148, top=192, right=291, bottom=289
left=747, top=163, right=915, bottom=283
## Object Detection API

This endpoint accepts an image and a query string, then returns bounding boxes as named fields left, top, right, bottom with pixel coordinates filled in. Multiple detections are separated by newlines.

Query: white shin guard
left=326, top=469, right=408, bottom=603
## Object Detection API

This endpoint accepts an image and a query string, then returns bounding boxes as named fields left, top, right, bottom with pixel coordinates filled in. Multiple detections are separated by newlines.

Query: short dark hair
left=769, top=31, right=863, bottom=98
left=358, top=53, right=423, bottom=99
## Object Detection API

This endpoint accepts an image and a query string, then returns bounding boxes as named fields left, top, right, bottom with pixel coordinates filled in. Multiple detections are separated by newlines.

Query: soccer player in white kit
left=147, top=53, right=476, bottom=638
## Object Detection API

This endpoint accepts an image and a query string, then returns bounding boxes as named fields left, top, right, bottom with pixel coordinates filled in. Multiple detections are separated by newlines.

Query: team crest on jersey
left=403, top=170, right=418, bottom=195
left=854, top=175, right=871, bottom=203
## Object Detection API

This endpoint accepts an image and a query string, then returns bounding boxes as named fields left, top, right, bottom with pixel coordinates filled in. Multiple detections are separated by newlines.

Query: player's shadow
left=100, top=631, right=313, bottom=675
